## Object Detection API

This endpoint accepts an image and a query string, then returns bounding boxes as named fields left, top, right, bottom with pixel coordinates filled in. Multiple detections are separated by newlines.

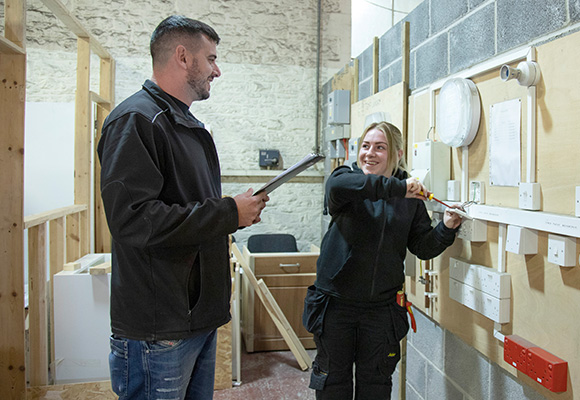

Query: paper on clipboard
left=254, top=153, right=325, bottom=195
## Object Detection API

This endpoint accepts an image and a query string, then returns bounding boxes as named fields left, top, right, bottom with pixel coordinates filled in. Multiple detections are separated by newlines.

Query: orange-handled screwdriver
left=419, top=191, right=452, bottom=208
left=420, top=191, right=473, bottom=220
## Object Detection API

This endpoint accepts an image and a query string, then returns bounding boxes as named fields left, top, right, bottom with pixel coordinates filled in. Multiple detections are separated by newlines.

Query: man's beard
left=187, top=62, right=210, bottom=101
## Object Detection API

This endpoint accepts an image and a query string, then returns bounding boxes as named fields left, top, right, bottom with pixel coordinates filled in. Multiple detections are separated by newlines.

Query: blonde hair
left=358, top=121, right=408, bottom=176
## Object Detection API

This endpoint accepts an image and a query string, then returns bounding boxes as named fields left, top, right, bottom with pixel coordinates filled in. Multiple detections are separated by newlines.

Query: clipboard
left=254, top=153, right=325, bottom=195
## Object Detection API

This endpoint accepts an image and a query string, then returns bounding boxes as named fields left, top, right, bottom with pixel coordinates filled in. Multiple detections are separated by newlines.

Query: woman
left=303, top=121, right=463, bottom=399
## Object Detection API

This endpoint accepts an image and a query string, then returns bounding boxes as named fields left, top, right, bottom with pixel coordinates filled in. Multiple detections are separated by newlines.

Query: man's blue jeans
left=109, top=329, right=217, bottom=400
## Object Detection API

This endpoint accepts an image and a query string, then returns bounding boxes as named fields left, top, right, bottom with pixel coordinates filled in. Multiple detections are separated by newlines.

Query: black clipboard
left=254, top=153, right=325, bottom=195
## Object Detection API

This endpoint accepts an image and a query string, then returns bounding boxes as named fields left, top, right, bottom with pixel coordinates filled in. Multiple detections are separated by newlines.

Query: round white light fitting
left=436, top=78, right=481, bottom=148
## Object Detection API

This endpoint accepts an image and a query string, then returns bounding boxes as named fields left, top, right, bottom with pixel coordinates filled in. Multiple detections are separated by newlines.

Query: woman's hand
left=405, top=178, right=431, bottom=200
left=443, top=204, right=464, bottom=229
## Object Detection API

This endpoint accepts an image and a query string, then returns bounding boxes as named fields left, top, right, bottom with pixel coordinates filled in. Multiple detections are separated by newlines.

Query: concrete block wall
left=9, top=0, right=352, bottom=252
left=348, top=0, right=580, bottom=398
left=389, top=310, right=548, bottom=400
left=357, top=0, right=580, bottom=98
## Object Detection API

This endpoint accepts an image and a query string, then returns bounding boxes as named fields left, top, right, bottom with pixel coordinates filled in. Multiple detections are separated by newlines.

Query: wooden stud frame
left=1, top=0, right=115, bottom=395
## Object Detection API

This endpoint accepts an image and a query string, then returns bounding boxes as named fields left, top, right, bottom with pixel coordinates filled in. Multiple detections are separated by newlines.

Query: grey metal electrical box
left=327, top=90, right=350, bottom=125
left=259, top=149, right=280, bottom=167
left=324, top=124, right=351, bottom=141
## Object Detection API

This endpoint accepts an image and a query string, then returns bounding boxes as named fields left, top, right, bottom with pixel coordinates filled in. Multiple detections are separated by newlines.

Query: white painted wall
left=351, top=0, right=423, bottom=57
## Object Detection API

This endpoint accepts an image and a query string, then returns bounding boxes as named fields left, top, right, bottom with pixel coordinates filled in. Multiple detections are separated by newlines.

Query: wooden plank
left=232, top=244, right=310, bottom=370
left=66, top=212, right=81, bottom=262
left=353, top=58, right=359, bottom=105
left=48, top=217, right=65, bottom=375
left=401, top=21, right=410, bottom=161
left=89, top=90, right=111, bottom=106
left=0, top=35, right=25, bottom=54
left=4, top=0, right=25, bottom=47
left=27, top=224, right=49, bottom=386
left=94, top=57, right=115, bottom=254
left=372, top=36, right=379, bottom=95
left=351, top=83, right=405, bottom=142
left=89, top=261, right=111, bottom=275
left=0, top=1, right=27, bottom=396
left=75, top=36, right=91, bottom=256
left=24, top=204, right=87, bottom=229
left=39, top=0, right=111, bottom=58
left=257, top=279, right=313, bottom=368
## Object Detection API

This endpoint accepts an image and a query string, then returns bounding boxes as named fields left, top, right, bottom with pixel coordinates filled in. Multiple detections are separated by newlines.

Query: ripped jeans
left=309, top=297, right=408, bottom=400
left=109, top=329, right=217, bottom=400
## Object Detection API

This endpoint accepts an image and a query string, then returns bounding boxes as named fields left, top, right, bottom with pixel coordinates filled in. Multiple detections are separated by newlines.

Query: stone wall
left=11, top=0, right=352, bottom=251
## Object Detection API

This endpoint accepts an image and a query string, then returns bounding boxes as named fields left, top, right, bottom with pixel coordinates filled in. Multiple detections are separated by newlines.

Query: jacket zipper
left=370, top=203, right=389, bottom=298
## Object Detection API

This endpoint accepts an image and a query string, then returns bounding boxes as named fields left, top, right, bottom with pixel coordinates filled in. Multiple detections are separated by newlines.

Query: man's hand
left=233, top=189, right=269, bottom=227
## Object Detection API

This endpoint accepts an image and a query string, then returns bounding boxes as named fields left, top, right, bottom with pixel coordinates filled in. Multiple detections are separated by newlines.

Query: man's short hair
left=150, top=15, right=220, bottom=66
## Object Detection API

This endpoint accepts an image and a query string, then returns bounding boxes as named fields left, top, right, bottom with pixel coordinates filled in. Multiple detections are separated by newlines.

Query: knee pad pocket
left=309, top=361, right=329, bottom=390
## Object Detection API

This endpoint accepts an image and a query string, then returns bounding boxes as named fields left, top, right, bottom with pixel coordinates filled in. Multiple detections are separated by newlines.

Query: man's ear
left=175, top=45, right=188, bottom=69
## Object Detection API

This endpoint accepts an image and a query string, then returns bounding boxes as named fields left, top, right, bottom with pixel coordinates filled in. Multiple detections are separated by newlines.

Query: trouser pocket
left=378, top=342, right=401, bottom=377
left=309, top=361, right=329, bottom=390
left=388, top=303, right=410, bottom=343
left=302, top=285, right=330, bottom=336
left=109, top=335, right=128, bottom=398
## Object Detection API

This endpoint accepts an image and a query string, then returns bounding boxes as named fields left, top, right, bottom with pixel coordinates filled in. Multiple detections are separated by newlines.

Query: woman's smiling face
left=358, top=128, right=392, bottom=177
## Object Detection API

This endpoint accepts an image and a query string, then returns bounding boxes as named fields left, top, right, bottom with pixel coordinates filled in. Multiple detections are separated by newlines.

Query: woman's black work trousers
left=309, top=296, right=409, bottom=400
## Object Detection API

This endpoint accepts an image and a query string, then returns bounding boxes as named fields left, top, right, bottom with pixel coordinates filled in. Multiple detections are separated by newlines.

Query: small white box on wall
left=447, top=180, right=461, bottom=201
left=506, top=225, right=538, bottom=255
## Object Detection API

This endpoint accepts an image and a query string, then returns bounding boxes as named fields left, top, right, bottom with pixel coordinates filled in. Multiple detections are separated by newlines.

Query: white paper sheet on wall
left=489, top=99, right=521, bottom=187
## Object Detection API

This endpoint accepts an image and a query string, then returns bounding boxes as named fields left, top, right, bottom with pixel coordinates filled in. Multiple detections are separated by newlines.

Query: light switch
left=547, top=234, right=577, bottom=267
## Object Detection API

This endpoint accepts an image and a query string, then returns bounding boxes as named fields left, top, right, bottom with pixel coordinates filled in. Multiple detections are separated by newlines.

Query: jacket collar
left=142, top=79, right=205, bottom=130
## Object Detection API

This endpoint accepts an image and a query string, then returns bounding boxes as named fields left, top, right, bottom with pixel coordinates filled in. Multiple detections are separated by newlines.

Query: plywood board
left=351, top=83, right=405, bottom=140
left=406, top=30, right=580, bottom=399
left=214, top=322, right=233, bottom=390
left=27, top=381, right=117, bottom=399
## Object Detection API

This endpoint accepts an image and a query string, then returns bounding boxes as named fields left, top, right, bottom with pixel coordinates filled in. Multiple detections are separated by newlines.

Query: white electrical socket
left=449, top=276, right=511, bottom=323
left=479, top=268, right=511, bottom=299
left=457, top=219, right=487, bottom=241
left=519, top=182, right=541, bottom=210
left=547, top=234, right=577, bottom=267
left=450, top=257, right=511, bottom=298
left=505, top=225, right=538, bottom=255
left=470, top=181, right=485, bottom=204
left=480, top=292, right=510, bottom=323
left=449, top=257, right=466, bottom=281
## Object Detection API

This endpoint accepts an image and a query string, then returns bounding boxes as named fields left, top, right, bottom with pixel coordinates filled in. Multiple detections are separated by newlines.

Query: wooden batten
left=39, top=0, right=111, bottom=59
left=94, top=57, right=115, bottom=254
left=0, top=35, right=25, bottom=54
left=372, top=36, right=379, bottom=95
left=24, top=204, right=87, bottom=229
left=1, top=0, right=27, bottom=396
left=27, top=224, right=49, bottom=386
left=75, top=37, right=91, bottom=256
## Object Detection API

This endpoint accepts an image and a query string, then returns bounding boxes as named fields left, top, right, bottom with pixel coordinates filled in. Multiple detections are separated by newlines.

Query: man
left=97, top=15, right=268, bottom=399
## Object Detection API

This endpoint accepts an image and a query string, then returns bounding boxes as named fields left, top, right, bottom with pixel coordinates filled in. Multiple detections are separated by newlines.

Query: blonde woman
left=303, top=122, right=463, bottom=399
